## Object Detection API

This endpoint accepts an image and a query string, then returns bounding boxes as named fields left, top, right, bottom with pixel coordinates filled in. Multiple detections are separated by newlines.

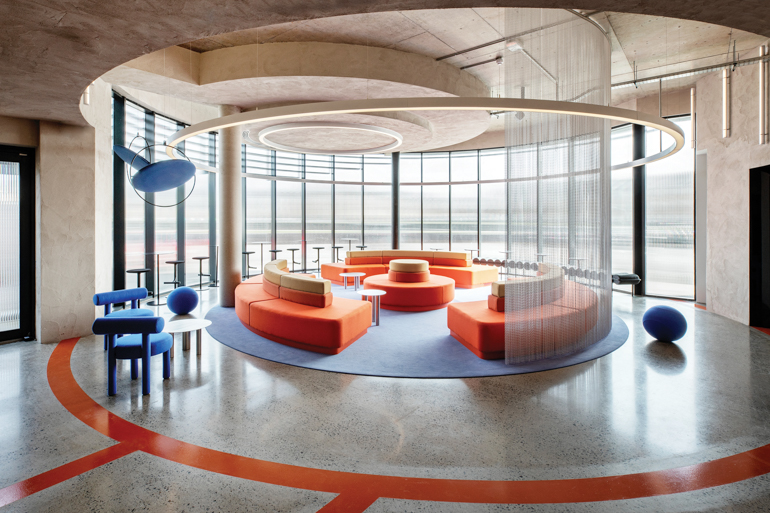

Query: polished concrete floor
left=1, top=288, right=770, bottom=511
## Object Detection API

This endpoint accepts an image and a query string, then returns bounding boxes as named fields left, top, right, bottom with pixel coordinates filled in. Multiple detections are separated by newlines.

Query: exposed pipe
left=761, top=45, right=767, bottom=145
left=723, top=69, right=730, bottom=138
left=436, top=10, right=606, bottom=62
left=612, top=53, right=769, bottom=89
left=691, top=88, right=697, bottom=149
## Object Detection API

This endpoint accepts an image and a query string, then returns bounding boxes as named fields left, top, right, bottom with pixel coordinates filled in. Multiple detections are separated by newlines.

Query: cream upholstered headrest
left=382, top=250, right=434, bottom=258
left=280, top=274, right=331, bottom=294
left=263, top=259, right=289, bottom=285
left=346, top=250, right=383, bottom=258
left=434, top=251, right=470, bottom=260
left=389, top=259, right=429, bottom=273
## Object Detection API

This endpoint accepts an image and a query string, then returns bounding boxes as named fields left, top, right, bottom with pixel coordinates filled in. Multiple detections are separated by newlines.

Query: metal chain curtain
left=504, top=9, right=612, bottom=363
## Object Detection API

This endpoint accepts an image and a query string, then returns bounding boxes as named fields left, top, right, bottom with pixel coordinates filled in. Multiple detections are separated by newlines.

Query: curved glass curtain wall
left=115, top=95, right=694, bottom=301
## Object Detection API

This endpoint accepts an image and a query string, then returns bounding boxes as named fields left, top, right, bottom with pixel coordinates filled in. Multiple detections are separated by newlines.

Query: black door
left=0, top=145, right=34, bottom=342
left=750, top=165, right=770, bottom=328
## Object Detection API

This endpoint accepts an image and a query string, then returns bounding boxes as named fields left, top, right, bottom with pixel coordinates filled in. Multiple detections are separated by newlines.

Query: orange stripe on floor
left=315, top=492, right=380, bottom=512
left=37, top=337, right=770, bottom=509
left=0, top=443, right=136, bottom=507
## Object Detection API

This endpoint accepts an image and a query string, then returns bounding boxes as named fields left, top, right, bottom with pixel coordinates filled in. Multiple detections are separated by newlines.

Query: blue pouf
left=167, top=287, right=199, bottom=315
left=642, top=305, right=687, bottom=342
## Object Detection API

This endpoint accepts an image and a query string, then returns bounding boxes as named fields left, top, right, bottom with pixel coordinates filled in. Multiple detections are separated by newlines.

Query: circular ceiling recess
left=250, top=121, right=403, bottom=155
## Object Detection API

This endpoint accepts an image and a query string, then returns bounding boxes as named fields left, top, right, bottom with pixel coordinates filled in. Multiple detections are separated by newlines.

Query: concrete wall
left=697, top=63, right=770, bottom=325
left=34, top=78, right=113, bottom=343
left=37, top=121, right=99, bottom=342
left=0, top=116, right=39, bottom=147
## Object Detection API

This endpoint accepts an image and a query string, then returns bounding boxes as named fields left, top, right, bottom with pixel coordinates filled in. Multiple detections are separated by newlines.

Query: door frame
left=0, top=144, right=35, bottom=343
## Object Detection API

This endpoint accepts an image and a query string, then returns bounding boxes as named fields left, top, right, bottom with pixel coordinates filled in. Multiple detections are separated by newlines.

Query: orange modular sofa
left=363, top=259, right=455, bottom=311
left=234, top=259, right=372, bottom=354
left=447, top=264, right=599, bottom=360
left=321, top=250, right=498, bottom=288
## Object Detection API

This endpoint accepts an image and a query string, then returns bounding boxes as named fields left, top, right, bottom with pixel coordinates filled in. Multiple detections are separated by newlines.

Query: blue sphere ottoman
left=168, top=287, right=199, bottom=315
left=643, top=305, right=687, bottom=342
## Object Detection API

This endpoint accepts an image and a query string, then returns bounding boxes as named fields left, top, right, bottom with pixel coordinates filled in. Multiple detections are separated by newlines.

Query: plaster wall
left=697, top=62, right=770, bottom=324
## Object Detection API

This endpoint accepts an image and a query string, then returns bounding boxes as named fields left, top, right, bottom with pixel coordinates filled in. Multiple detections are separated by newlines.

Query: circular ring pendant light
left=167, top=97, right=685, bottom=170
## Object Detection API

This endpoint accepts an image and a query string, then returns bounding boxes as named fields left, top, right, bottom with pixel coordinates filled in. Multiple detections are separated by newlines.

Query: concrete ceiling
left=181, top=9, right=769, bottom=105
left=1, top=0, right=770, bottom=126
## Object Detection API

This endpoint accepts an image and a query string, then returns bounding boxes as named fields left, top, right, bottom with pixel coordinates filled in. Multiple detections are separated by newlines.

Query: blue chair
left=93, top=288, right=154, bottom=350
left=92, top=317, right=173, bottom=396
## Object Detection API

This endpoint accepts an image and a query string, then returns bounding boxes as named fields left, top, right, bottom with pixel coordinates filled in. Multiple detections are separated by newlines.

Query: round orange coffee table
left=363, top=273, right=455, bottom=311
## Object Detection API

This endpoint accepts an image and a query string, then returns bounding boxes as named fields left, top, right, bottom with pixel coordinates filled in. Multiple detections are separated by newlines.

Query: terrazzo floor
left=1, top=285, right=770, bottom=511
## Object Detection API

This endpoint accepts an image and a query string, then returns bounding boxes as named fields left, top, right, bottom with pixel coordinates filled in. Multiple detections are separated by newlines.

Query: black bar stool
left=192, top=256, right=210, bottom=291
left=356, top=245, right=367, bottom=250
left=287, top=248, right=300, bottom=272
left=242, top=251, right=257, bottom=279
left=331, top=246, right=344, bottom=263
left=312, top=246, right=324, bottom=273
left=164, top=260, right=184, bottom=289
left=126, top=268, right=150, bottom=306
left=268, top=249, right=282, bottom=261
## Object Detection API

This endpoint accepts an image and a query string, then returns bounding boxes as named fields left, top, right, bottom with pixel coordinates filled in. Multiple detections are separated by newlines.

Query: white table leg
left=196, top=329, right=202, bottom=355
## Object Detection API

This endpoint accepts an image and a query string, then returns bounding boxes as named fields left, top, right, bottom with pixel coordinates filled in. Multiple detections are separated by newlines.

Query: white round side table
left=339, top=272, right=366, bottom=290
left=356, top=289, right=387, bottom=326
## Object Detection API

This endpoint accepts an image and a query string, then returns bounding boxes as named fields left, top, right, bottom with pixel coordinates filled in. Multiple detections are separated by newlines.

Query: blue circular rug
left=205, top=285, right=628, bottom=378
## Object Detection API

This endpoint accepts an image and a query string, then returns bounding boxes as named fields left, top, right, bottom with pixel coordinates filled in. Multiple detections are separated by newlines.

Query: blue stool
left=94, top=288, right=154, bottom=350
left=92, top=317, right=172, bottom=396
left=643, top=305, right=688, bottom=342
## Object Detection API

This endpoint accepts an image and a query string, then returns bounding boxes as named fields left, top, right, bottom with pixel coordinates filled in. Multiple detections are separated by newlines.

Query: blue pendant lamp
left=114, top=143, right=198, bottom=208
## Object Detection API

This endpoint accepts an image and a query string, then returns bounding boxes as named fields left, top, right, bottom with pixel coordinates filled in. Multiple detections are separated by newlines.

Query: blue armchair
left=93, top=288, right=154, bottom=349
left=92, top=317, right=173, bottom=396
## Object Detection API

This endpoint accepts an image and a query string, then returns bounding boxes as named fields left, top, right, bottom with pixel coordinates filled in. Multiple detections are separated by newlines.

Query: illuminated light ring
left=167, top=97, right=685, bottom=171
left=248, top=121, right=403, bottom=155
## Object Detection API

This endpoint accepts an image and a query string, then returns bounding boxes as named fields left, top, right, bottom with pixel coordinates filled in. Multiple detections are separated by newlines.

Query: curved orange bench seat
left=321, top=263, right=497, bottom=289
left=235, top=282, right=280, bottom=324
left=447, top=281, right=599, bottom=360
left=428, top=264, right=498, bottom=288
left=246, top=297, right=371, bottom=354
left=321, top=263, right=388, bottom=284
left=447, top=301, right=506, bottom=359
left=388, top=270, right=430, bottom=282
left=363, top=274, right=455, bottom=311
left=234, top=262, right=370, bottom=354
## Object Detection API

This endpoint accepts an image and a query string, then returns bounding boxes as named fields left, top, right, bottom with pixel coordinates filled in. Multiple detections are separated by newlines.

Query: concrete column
left=217, top=105, right=242, bottom=307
